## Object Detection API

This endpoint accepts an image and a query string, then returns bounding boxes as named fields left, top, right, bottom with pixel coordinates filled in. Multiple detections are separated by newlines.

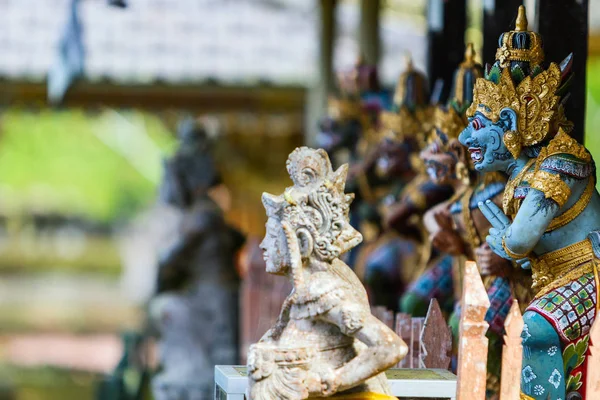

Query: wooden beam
left=305, top=0, right=338, bottom=146
left=360, top=0, right=380, bottom=65
left=426, top=0, right=467, bottom=102
left=0, top=80, right=306, bottom=113
left=320, top=0, right=337, bottom=94
left=482, top=0, right=523, bottom=66
left=537, top=0, right=589, bottom=144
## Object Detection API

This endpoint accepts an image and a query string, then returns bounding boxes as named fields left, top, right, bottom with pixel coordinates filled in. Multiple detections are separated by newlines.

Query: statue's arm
left=318, top=308, right=407, bottom=394
left=495, top=168, right=580, bottom=257
left=423, top=202, right=447, bottom=234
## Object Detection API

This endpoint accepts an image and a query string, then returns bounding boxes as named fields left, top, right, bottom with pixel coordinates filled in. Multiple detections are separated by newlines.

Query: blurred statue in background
left=419, top=44, right=533, bottom=396
left=150, top=118, right=245, bottom=400
left=248, top=147, right=406, bottom=400
left=400, top=44, right=486, bottom=319
left=459, top=7, right=599, bottom=399
left=355, top=57, right=453, bottom=310
left=316, top=56, right=386, bottom=169
left=317, top=57, right=392, bottom=270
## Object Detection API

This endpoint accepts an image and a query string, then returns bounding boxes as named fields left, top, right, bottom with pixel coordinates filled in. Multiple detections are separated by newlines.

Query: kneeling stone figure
left=248, top=147, right=407, bottom=400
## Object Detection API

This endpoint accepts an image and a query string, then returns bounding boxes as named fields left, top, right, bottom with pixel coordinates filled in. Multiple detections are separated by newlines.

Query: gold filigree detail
left=502, top=159, right=536, bottom=217
left=461, top=187, right=482, bottom=250
left=530, top=238, right=596, bottom=296
left=530, top=170, right=571, bottom=208
left=380, top=106, right=429, bottom=141
left=536, top=128, right=591, bottom=164
left=546, top=178, right=594, bottom=232
left=467, top=65, right=562, bottom=158
left=433, top=107, right=467, bottom=141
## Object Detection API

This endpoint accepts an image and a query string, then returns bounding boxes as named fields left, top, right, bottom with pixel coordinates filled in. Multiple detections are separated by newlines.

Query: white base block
left=215, top=366, right=456, bottom=399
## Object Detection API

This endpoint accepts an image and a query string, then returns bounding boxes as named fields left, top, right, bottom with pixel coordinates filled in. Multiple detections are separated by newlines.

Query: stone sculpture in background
left=150, top=118, right=245, bottom=400
left=248, top=147, right=406, bottom=400
left=459, top=6, right=600, bottom=399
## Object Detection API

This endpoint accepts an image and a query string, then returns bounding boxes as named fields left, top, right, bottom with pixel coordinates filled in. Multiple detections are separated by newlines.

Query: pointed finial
left=404, top=52, right=414, bottom=71
left=460, top=43, right=477, bottom=67
left=465, top=43, right=475, bottom=63
left=515, top=5, right=528, bottom=32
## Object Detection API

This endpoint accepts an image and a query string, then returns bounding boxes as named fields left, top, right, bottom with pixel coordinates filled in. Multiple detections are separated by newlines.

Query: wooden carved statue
left=150, top=118, right=245, bottom=400
left=248, top=147, right=406, bottom=400
left=420, top=44, right=534, bottom=396
left=459, top=6, right=600, bottom=399
left=399, top=44, right=486, bottom=318
left=353, top=56, right=453, bottom=311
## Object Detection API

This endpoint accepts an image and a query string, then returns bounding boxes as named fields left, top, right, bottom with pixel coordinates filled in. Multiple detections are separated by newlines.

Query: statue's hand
left=319, top=368, right=340, bottom=396
left=516, top=257, right=532, bottom=270
left=432, top=206, right=453, bottom=231
left=475, top=243, right=511, bottom=276
left=478, top=200, right=512, bottom=260
left=247, top=344, right=275, bottom=381
left=431, top=229, right=465, bottom=255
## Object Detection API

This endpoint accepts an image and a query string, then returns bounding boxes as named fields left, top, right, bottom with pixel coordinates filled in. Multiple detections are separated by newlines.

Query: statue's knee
left=522, top=310, right=561, bottom=349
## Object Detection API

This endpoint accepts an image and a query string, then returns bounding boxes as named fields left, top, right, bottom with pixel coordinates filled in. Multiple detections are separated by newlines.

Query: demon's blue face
left=458, top=109, right=517, bottom=173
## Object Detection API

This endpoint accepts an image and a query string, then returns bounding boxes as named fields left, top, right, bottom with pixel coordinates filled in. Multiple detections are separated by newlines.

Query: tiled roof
left=0, top=0, right=426, bottom=87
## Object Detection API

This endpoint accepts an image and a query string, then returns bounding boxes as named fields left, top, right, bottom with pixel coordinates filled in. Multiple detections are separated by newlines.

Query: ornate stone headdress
left=467, top=6, right=573, bottom=158
left=380, top=55, right=431, bottom=140
left=262, top=147, right=362, bottom=262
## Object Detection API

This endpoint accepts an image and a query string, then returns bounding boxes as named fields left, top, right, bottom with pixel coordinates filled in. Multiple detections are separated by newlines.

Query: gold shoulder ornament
left=530, top=170, right=570, bottom=208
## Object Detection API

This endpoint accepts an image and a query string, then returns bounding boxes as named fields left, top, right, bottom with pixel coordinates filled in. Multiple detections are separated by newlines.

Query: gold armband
left=502, top=237, right=529, bottom=259
left=530, top=170, right=570, bottom=207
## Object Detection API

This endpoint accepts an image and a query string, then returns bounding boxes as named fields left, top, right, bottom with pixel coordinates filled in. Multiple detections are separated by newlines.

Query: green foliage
left=586, top=56, right=600, bottom=181
left=0, top=109, right=175, bottom=223
left=563, top=335, right=589, bottom=391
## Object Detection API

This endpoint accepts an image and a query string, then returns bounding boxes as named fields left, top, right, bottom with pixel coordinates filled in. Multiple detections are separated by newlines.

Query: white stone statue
left=248, top=147, right=407, bottom=400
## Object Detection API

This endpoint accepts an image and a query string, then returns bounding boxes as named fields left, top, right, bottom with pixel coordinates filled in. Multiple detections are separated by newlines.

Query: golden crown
left=327, top=96, right=363, bottom=120
left=467, top=6, right=567, bottom=158
left=380, top=107, right=429, bottom=140
left=495, top=6, right=544, bottom=69
left=426, top=44, right=480, bottom=151
left=433, top=107, right=466, bottom=141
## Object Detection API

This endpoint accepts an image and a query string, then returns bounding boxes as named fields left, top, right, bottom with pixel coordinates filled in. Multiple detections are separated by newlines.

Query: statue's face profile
left=375, top=138, right=413, bottom=179
left=259, top=217, right=289, bottom=275
left=420, top=134, right=456, bottom=185
left=316, top=117, right=361, bottom=155
left=458, top=111, right=514, bottom=173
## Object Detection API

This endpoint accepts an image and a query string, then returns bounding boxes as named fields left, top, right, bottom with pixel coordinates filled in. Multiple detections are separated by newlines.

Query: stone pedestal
left=215, top=366, right=457, bottom=400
